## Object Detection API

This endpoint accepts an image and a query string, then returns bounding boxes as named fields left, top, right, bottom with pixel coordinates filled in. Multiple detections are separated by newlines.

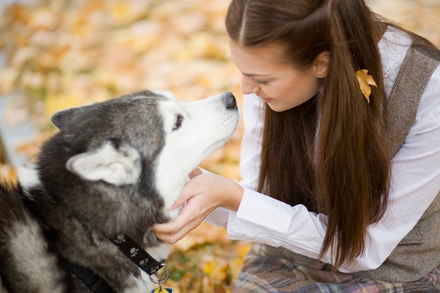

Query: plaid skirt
left=233, top=244, right=440, bottom=293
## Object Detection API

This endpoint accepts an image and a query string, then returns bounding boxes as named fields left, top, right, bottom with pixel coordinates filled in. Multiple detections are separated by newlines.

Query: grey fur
left=0, top=90, right=238, bottom=292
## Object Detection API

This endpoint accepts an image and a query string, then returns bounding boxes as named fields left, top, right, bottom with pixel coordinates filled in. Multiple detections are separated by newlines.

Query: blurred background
left=0, top=0, right=439, bottom=292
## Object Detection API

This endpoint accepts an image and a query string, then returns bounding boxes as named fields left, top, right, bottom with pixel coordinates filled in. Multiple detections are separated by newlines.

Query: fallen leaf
left=356, top=69, right=377, bottom=103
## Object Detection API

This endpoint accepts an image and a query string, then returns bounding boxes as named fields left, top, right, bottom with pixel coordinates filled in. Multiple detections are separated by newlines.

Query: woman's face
left=229, top=40, right=327, bottom=112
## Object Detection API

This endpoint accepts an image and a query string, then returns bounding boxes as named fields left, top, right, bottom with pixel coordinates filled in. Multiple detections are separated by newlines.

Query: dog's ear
left=50, top=108, right=77, bottom=129
left=66, top=141, right=141, bottom=186
left=50, top=104, right=95, bottom=130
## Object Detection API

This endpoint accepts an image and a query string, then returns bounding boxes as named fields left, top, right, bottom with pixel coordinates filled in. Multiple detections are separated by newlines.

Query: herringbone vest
left=354, top=46, right=440, bottom=282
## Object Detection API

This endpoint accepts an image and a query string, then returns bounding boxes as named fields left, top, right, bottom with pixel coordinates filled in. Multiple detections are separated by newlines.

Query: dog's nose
left=224, top=92, right=237, bottom=109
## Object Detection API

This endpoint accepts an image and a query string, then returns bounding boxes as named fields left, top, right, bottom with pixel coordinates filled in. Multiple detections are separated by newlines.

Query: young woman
left=153, top=0, right=440, bottom=291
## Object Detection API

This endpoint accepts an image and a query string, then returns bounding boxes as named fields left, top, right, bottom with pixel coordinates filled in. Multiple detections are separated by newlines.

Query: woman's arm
left=152, top=171, right=244, bottom=244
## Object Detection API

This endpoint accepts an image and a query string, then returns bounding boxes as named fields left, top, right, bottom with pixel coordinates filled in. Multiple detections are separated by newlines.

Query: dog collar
left=109, top=235, right=170, bottom=292
left=52, top=232, right=168, bottom=293
left=111, top=235, right=166, bottom=276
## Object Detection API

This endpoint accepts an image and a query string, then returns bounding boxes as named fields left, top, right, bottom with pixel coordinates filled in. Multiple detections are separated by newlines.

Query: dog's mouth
left=202, top=137, right=230, bottom=160
left=202, top=117, right=238, bottom=160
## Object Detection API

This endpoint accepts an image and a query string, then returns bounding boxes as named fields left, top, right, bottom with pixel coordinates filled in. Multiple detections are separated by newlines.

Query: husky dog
left=0, top=90, right=239, bottom=293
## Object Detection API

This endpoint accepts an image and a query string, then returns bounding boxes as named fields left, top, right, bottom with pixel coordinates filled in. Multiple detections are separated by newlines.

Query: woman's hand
left=152, top=171, right=243, bottom=244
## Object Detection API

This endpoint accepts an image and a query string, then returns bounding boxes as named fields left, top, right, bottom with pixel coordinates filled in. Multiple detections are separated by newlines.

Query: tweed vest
left=263, top=46, right=440, bottom=283
left=354, top=46, right=440, bottom=282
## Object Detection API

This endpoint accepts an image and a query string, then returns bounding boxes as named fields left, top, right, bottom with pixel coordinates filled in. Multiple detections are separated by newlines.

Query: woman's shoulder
left=379, top=26, right=440, bottom=98
left=378, top=27, right=412, bottom=96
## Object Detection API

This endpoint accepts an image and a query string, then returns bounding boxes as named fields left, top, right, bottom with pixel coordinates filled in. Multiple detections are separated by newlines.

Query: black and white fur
left=0, top=90, right=239, bottom=293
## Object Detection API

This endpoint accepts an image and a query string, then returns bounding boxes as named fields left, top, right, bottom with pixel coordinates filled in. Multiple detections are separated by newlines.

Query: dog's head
left=33, top=90, right=238, bottom=241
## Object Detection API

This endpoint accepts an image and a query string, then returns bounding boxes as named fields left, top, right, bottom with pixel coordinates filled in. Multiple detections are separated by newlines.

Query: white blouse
left=206, top=27, right=440, bottom=273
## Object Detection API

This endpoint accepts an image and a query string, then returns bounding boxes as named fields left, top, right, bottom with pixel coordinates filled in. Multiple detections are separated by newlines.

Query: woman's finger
left=153, top=218, right=198, bottom=243
left=189, top=167, right=202, bottom=178
left=171, top=175, right=203, bottom=209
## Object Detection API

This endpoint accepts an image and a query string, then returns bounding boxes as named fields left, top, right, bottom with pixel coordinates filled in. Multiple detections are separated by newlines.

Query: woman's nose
left=241, top=76, right=260, bottom=94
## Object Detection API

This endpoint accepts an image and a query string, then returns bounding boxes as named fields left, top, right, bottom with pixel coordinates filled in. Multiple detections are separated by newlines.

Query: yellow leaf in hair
left=356, top=69, right=377, bottom=103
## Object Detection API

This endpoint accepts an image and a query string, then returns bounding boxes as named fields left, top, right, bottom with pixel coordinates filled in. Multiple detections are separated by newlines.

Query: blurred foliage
left=367, top=0, right=440, bottom=46
left=0, top=0, right=242, bottom=131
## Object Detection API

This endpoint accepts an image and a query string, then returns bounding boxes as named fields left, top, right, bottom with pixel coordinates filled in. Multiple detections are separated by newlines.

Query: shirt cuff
left=226, top=188, right=294, bottom=246
left=205, top=207, right=230, bottom=228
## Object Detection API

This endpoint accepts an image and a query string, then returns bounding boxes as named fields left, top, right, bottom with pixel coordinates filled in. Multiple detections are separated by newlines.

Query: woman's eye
left=255, top=80, right=268, bottom=85
left=172, top=114, right=184, bottom=131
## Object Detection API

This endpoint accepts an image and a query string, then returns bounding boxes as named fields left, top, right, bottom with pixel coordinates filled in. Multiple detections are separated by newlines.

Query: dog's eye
left=172, top=114, right=184, bottom=131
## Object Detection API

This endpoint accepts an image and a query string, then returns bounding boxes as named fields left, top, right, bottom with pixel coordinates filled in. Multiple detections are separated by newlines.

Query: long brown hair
left=226, top=0, right=394, bottom=268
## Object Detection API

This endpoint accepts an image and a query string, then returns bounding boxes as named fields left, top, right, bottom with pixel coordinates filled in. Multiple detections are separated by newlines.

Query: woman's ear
left=314, top=51, right=330, bottom=78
